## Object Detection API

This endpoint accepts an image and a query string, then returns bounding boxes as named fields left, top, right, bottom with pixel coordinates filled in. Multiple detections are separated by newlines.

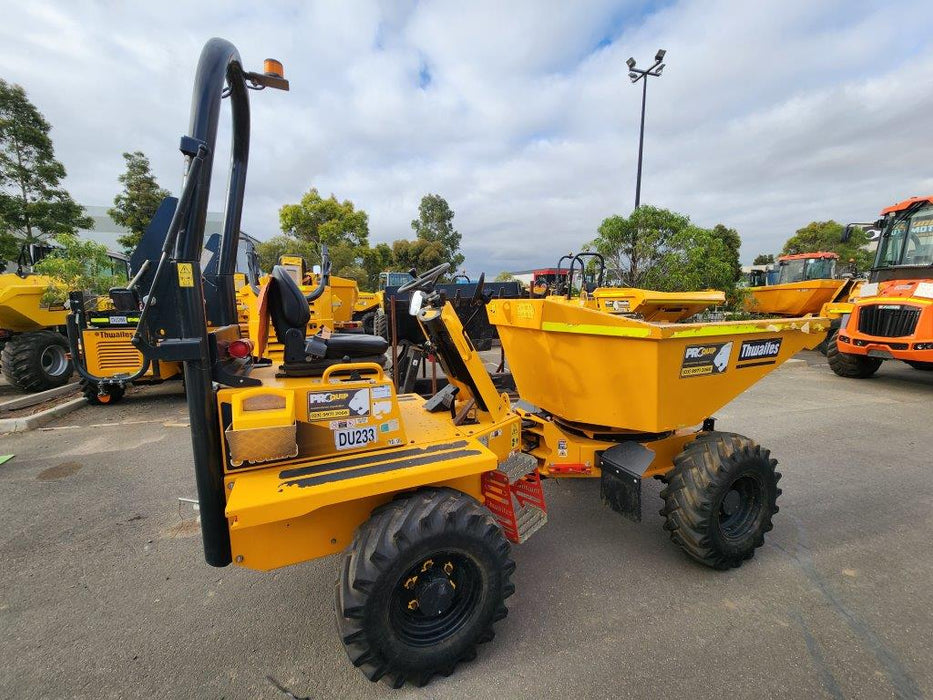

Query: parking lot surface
left=1, top=354, right=931, bottom=699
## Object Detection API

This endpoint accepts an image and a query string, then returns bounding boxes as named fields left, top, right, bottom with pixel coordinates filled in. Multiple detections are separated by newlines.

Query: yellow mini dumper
left=110, top=39, right=830, bottom=688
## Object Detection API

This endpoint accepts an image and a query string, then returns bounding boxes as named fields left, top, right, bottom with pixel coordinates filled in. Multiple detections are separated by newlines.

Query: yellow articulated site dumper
left=100, top=38, right=831, bottom=688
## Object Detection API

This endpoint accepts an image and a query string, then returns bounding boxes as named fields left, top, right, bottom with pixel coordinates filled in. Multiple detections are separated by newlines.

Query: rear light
left=838, top=334, right=850, bottom=344
left=914, top=342, right=933, bottom=350
left=227, top=339, right=254, bottom=359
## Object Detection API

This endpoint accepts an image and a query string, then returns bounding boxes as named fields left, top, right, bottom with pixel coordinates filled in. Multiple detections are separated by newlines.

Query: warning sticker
left=308, top=388, right=370, bottom=421
left=177, top=262, right=194, bottom=288
left=680, top=342, right=733, bottom=378
left=372, top=384, right=391, bottom=399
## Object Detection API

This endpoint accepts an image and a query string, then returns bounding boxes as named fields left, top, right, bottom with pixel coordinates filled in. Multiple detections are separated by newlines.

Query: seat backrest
left=269, top=265, right=311, bottom=342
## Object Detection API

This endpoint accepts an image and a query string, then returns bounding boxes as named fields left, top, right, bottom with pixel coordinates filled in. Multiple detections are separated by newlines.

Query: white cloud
left=2, top=0, right=932, bottom=274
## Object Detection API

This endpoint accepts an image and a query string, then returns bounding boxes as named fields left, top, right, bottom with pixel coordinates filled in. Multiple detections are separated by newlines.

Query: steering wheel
left=471, top=272, right=486, bottom=306
left=398, top=263, right=450, bottom=293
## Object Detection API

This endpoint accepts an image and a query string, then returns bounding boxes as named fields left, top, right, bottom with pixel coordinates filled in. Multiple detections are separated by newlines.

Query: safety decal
left=680, top=341, right=733, bottom=378
left=736, top=338, right=782, bottom=369
left=308, top=388, right=370, bottom=421
left=177, top=262, right=194, bottom=287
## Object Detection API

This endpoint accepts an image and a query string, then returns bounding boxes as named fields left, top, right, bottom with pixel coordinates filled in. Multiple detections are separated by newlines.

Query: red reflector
left=228, top=339, right=253, bottom=358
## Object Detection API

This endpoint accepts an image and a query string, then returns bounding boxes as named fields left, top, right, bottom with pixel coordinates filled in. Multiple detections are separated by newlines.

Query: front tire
left=826, top=331, right=882, bottom=378
left=373, top=308, right=388, bottom=341
left=661, top=432, right=780, bottom=570
left=81, top=379, right=125, bottom=405
left=336, top=488, right=515, bottom=688
left=906, top=360, right=933, bottom=371
left=1, top=330, right=73, bottom=393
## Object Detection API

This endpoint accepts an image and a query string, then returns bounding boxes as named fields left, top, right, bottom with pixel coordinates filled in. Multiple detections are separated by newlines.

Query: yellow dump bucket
left=743, top=280, right=846, bottom=317
left=487, top=298, right=829, bottom=433
left=586, top=288, right=724, bottom=322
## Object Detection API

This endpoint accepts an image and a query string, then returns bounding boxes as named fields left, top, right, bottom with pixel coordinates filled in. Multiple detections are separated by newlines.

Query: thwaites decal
left=736, top=338, right=782, bottom=369
left=680, top=341, right=733, bottom=378
left=307, top=388, right=371, bottom=421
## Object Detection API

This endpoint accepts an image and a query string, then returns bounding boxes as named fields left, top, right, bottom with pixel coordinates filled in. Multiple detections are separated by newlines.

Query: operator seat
left=267, top=265, right=388, bottom=375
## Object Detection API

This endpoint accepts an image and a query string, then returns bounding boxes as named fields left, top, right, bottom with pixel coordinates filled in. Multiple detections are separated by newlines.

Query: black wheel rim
left=717, top=472, right=765, bottom=541
left=388, top=551, right=481, bottom=647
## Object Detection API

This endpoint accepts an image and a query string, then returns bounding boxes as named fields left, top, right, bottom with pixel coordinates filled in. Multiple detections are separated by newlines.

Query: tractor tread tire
left=1, top=330, right=73, bottom=393
left=80, top=379, right=125, bottom=406
left=359, top=311, right=376, bottom=336
left=336, top=487, right=514, bottom=688
left=826, top=331, right=882, bottom=378
left=660, top=431, right=780, bottom=570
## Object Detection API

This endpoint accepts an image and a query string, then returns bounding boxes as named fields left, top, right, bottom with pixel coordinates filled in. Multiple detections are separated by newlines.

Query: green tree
left=362, top=242, right=393, bottom=291
left=753, top=253, right=775, bottom=265
left=410, top=193, right=463, bottom=270
left=33, top=233, right=126, bottom=304
left=0, top=78, right=92, bottom=259
left=712, top=223, right=742, bottom=282
left=494, top=271, right=516, bottom=282
left=390, top=238, right=446, bottom=273
left=591, top=205, right=691, bottom=286
left=255, top=234, right=317, bottom=273
left=108, top=151, right=170, bottom=252
left=279, top=188, right=369, bottom=266
left=782, top=220, right=872, bottom=270
left=645, top=225, right=737, bottom=295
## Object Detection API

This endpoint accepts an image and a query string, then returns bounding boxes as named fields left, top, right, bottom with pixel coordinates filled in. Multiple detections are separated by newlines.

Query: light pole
left=627, top=49, right=666, bottom=209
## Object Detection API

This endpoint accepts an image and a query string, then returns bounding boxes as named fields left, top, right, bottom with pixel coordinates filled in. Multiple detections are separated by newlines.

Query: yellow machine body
left=354, top=290, right=383, bottom=316
left=80, top=325, right=181, bottom=384
left=327, top=275, right=359, bottom=326
left=0, top=273, right=68, bottom=332
left=584, top=287, right=725, bottom=322
left=217, top=354, right=519, bottom=571
left=488, top=297, right=829, bottom=433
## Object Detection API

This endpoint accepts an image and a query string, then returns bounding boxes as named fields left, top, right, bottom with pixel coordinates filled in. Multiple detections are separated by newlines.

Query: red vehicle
left=828, top=195, right=933, bottom=377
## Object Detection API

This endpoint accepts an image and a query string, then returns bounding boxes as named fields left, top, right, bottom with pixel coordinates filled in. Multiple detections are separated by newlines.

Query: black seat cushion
left=269, top=265, right=310, bottom=342
left=321, top=333, right=388, bottom=359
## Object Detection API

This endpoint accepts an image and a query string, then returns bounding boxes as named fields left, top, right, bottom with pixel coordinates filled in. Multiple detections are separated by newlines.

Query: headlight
left=914, top=282, right=933, bottom=300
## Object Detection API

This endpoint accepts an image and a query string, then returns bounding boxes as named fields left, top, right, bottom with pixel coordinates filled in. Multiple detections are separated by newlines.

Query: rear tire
left=336, top=488, right=514, bottom=688
left=906, top=360, right=933, bottom=371
left=660, top=432, right=780, bottom=570
left=81, top=379, right=125, bottom=405
left=373, top=308, right=388, bottom=341
left=360, top=311, right=376, bottom=335
left=826, top=331, right=881, bottom=378
left=1, top=330, right=73, bottom=393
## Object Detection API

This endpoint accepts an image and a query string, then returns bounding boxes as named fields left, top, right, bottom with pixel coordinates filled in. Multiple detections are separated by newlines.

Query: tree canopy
left=0, top=78, right=92, bottom=261
left=752, top=253, right=775, bottom=265
left=109, top=151, right=170, bottom=253
left=410, top=193, right=463, bottom=271
left=591, top=205, right=741, bottom=298
left=781, top=220, right=872, bottom=270
left=33, top=233, right=126, bottom=304
left=279, top=188, right=369, bottom=266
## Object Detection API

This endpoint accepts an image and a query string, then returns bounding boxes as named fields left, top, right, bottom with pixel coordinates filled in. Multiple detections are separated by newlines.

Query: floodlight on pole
left=626, top=48, right=667, bottom=209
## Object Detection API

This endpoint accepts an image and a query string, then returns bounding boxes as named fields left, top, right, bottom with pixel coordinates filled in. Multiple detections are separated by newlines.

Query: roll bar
left=131, top=38, right=287, bottom=568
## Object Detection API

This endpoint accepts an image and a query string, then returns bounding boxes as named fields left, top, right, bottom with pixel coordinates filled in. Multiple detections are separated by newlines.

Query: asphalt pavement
left=1, top=353, right=931, bottom=699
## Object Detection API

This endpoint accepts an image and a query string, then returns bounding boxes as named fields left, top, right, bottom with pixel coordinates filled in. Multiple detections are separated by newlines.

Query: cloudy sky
left=2, top=0, right=932, bottom=275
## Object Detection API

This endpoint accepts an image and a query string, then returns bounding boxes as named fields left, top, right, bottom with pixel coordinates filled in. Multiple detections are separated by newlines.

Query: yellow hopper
left=585, top=287, right=725, bottom=322
left=487, top=297, right=829, bottom=433
left=744, top=279, right=847, bottom=317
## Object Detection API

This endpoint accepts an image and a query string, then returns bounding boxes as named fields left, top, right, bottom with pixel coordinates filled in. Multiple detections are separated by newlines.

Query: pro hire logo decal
left=736, top=338, right=782, bottom=369
left=680, top=342, right=732, bottom=378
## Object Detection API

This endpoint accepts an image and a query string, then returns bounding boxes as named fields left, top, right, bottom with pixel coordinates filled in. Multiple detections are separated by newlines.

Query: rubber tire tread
left=1, top=330, right=73, bottom=392
left=335, top=487, right=514, bottom=688
left=660, top=431, right=780, bottom=570
left=826, top=331, right=882, bottom=378
left=373, top=309, right=388, bottom=341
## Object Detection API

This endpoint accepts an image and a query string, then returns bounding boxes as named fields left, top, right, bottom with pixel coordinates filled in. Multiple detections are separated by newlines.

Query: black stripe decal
left=281, top=448, right=482, bottom=488
left=736, top=360, right=777, bottom=369
left=278, top=440, right=469, bottom=480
